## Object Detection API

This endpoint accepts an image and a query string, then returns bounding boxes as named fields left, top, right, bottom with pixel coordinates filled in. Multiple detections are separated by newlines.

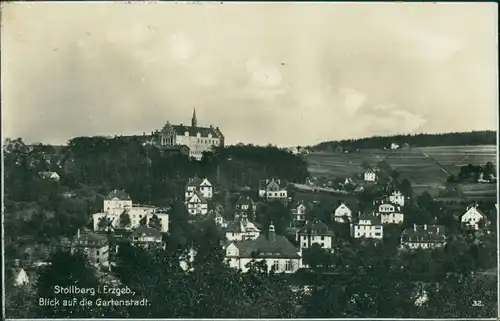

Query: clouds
left=1, top=2, right=497, bottom=147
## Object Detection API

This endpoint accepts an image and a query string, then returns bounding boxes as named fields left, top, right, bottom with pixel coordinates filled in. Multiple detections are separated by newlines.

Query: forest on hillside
left=313, top=130, right=496, bottom=151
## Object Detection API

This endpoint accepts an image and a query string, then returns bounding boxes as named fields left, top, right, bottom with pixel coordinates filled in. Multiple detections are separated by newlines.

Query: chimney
left=268, top=224, right=276, bottom=243
left=413, top=224, right=417, bottom=232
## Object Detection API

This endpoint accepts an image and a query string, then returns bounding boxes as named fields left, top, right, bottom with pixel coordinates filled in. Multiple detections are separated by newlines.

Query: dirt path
left=422, top=152, right=452, bottom=177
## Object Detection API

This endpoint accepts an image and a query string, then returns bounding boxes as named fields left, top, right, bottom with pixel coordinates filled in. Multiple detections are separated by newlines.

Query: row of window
left=197, top=139, right=218, bottom=145
left=267, top=192, right=286, bottom=197
left=273, top=260, right=294, bottom=272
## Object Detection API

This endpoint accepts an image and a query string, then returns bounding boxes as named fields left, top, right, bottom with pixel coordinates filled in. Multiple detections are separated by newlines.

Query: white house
left=39, top=171, right=60, bottom=181
left=214, top=212, right=228, bottom=228
left=225, top=225, right=301, bottom=273
left=296, top=221, right=334, bottom=251
left=379, top=212, right=404, bottom=225
left=13, top=268, right=30, bottom=287
left=290, top=201, right=311, bottom=222
left=390, top=143, right=400, bottom=150
left=224, top=213, right=260, bottom=241
left=185, top=177, right=213, bottom=200
left=234, top=195, right=255, bottom=213
left=461, top=204, right=489, bottom=230
left=185, top=191, right=209, bottom=215
left=351, top=215, right=383, bottom=239
left=258, top=178, right=288, bottom=200
left=332, top=202, right=352, bottom=223
left=364, top=169, right=377, bottom=182
left=388, top=190, right=406, bottom=207
left=400, top=225, right=446, bottom=250
left=378, top=202, right=398, bottom=213
left=93, top=191, right=169, bottom=233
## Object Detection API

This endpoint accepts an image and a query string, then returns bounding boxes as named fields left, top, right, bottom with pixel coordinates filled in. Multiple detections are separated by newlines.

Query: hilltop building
left=185, top=177, right=213, bottom=200
left=258, top=178, right=288, bottom=200
left=296, top=220, right=334, bottom=251
left=148, top=109, right=224, bottom=160
left=351, top=214, right=383, bottom=239
left=461, top=204, right=489, bottom=230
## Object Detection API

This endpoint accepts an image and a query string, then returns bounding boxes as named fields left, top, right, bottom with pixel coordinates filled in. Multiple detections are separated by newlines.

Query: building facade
left=72, top=230, right=110, bottom=270
left=400, top=224, right=446, bottom=250
left=388, top=190, right=406, bottom=207
left=185, top=191, right=209, bottom=215
left=130, top=226, right=165, bottom=249
left=364, top=169, right=377, bottom=182
left=224, top=213, right=260, bottom=242
left=351, top=215, right=383, bottom=239
left=185, top=177, right=213, bottom=200
left=333, top=202, right=352, bottom=223
left=225, top=225, right=301, bottom=273
left=151, top=109, right=224, bottom=161
left=296, top=221, right=334, bottom=250
left=258, top=178, right=288, bottom=200
left=290, top=201, right=311, bottom=223
left=461, top=204, right=488, bottom=230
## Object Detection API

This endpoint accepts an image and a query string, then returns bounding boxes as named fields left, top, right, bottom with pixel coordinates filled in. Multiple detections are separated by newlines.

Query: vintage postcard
left=2, top=1, right=498, bottom=319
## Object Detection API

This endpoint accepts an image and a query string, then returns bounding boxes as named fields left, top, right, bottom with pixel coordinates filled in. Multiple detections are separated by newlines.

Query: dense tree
left=118, top=211, right=131, bottom=229
left=148, top=213, right=162, bottom=230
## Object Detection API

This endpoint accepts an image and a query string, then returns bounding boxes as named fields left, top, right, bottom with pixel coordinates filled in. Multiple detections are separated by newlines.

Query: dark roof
left=401, top=225, right=446, bottom=243
left=187, top=177, right=203, bottom=187
left=231, top=233, right=300, bottom=259
left=224, top=216, right=259, bottom=233
left=131, top=226, right=162, bottom=238
left=74, top=232, right=108, bottom=248
left=290, top=200, right=313, bottom=210
left=235, top=196, right=254, bottom=208
left=298, top=221, right=334, bottom=236
left=159, top=122, right=223, bottom=139
left=259, top=178, right=287, bottom=190
left=357, top=214, right=382, bottom=225
left=105, top=189, right=131, bottom=201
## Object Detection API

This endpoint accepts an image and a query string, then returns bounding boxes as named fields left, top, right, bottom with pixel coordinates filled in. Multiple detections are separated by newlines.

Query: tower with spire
left=191, top=108, right=197, bottom=127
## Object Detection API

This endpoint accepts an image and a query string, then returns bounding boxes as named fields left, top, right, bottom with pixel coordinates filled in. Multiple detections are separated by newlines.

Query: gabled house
left=130, top=226, right=165, bottom=249
left=224, top=213, right=260, bottom=241
left=400, top=224, right=446, bottom=250
left=234, top=195, right=255, bottom=213
left=351, top=214, right=383, bottom=239
left=104, top=189, right=133, bottom=215
left=225, top=224, right=301, bottom=273
left=364, top=168, right=377, bottom=182
left=461, top=204, right=489, bottom=230
left=39, top=171, right=60, bottom=181
left=388, top=190, right=406, bottom=207
left=376, top=202, right=404, bottom=224
left=185, top=177, right=213, bottom=200
left=296, top=220, right=334, bottom=251
left=185, top=191, right=209, bottom=215
left=258, top=178, right=288, bottom=200
left=290, top=200, right=312, bottom=223
left=378, top=202, right=400, bottom=213
left=12, top=267, right=30, bottom=287
left=332, top=202, right=352, bottom=223
left=72, top=230, right=109, bottom=270
left=214, top=211, right=228, bottom=228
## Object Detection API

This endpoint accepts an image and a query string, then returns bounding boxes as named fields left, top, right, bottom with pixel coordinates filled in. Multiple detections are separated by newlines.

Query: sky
left=2, top=2, right=498, bottom=147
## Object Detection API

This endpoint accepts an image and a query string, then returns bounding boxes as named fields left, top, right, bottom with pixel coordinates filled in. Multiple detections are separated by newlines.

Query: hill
left=313, top=130, right=496, bottom=151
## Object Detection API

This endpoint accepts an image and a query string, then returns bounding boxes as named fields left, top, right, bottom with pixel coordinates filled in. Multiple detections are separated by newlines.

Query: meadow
left=306, top=145, right=497, bottom=198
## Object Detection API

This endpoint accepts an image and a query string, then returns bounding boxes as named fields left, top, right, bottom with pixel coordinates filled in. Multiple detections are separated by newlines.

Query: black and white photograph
left=2, top=1, right=498, bottom=319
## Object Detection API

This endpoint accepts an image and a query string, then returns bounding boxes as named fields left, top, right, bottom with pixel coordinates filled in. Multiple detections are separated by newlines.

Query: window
left=285, top=260, right=293, bottom=271
left=321, top=236, right=324, bottom=240
left=303, top=242, right=307, bottom=248
left=273, top=260, right=279, bottom=271
left=96, top=258, right=100, bottom=264
left=96, top=250, right=100, bottom=255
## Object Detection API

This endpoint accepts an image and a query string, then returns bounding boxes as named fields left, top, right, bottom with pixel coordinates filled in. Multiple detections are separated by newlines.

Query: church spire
left=191, top=108, right=197, bottom=127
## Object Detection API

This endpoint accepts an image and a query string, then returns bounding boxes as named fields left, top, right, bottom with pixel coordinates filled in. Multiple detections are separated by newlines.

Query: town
left=4, top=111, right=498, bottom=319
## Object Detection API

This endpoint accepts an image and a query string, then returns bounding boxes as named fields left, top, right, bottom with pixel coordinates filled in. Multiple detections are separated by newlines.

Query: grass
left=306, top=145, right=497, bottom=198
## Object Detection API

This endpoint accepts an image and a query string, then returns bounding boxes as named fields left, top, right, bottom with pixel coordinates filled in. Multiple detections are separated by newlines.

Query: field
left=306, top=145, right=497, bottom=198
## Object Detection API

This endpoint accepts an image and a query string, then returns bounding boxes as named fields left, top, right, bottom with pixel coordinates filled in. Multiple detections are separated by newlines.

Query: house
left=258, top=178, right=288, bottom=200
left=390, top=143, right=400, bottom=150
left=379, top=211, right=404, bottom=225
left=364, top=168, right=377, bottom=182
left=332, top=202, right=352, bottom=223
left=130, top=226, right=165, bottom=249
left=377, top=202, right=400, bottom=214
left=39, top=171, right=60, bottom=181
left=72, top=230, right=109, bottom=270
left=461, top=204, right=489, bottom=230
left=103, top=189, right=133, bottom=215
left=185, top=191, right=209, bottom=215
left=214, top=212, right=228, bottom=228
left=351, top=214, right=383, bottom=239
left=296, top=220, right=334, bottom=251
left=388, top=190, right=406, bottom=207
left=400, top=224, right=446, bottom=250
left=150, top=109, right=225, bottom=161
left=93, top=192, right=169, bottom=233
left=290, top=200, right=312, bottom=223
left=12, top=267, right=30, bottom=286
left=225, top=224, right=302, bottom=273
left=234, top=195, right=255, bottom=213
left=185, top=177, right=213, bottom=200
left=224, top=213, right=260, bottom=241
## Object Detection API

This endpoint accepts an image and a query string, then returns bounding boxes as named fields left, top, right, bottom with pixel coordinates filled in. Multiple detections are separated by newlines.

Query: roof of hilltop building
left=105, top=190, right=131, bottom=201
left=235, top=196, right=255, bottom=208
left=187, top=177, right=204, bottom=187
left=357, top=214, right=382, bottom=225
left=298, top=221, right=334, bottom=236
left=159, top=122, right=224, bottom=138
left=401, top=225, right=446, bottom=244
left=132, top=226, right=162, bottom=238
left=230, top=232, right=300, bottom=259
